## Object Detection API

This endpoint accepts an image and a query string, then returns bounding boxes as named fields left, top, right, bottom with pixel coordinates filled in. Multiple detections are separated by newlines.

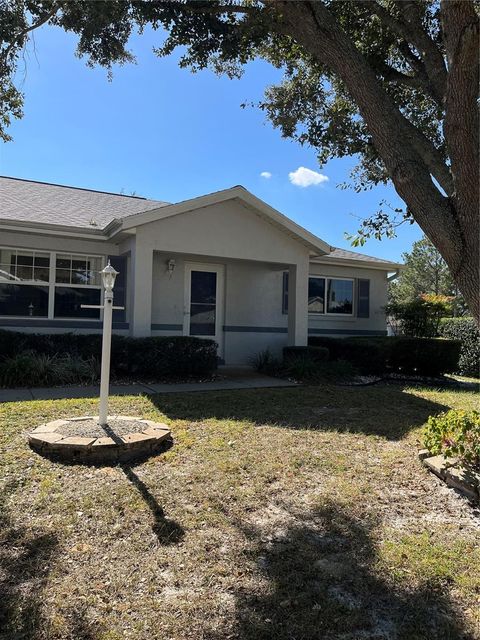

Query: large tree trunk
left=274, top=1, right=479, bottom=322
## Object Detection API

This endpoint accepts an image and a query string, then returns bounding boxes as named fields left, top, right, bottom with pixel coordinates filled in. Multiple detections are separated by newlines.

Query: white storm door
left=184, top=264, right=224, bottom=356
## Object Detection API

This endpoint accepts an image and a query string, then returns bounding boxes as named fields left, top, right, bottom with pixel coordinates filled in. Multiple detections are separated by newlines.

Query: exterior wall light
left=167, top=259, right=176, bottom=277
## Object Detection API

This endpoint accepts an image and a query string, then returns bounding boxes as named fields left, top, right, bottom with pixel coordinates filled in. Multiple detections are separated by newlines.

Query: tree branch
left=394, top=0, right=447, bottom=103
left=376, top=60, right=428, bottom=91
left=363, top=0, right=447, bottom=105
left=1, top=3, right=61, bottom=65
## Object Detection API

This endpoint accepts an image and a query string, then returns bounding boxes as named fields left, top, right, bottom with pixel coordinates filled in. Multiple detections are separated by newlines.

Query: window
left=0, top=249, right=51, bottom=317
left=283, top=273, right=364, bottom=317
left=0, top=284, right=49, bottom=317
left=326, top=278, right=353, bottom=315
left=308, top=277, right=353, bottom=315
left=308, top=277, right=326, bottom=314
left=0, top=247, right=107, bottom=320
left=55, top=254, right=102, bottom=286
left=54, top=254, right=103, bottom=319
left=54, top=287, right=101, bottom=319
left=0, top=248, right=50, bottom=282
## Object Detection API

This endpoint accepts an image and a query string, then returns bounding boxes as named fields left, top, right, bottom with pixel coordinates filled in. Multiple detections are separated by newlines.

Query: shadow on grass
left=231, top=502, right=471, bottom=640
left=150, top=383, right=452, bottom=440
left=0, top=484, right=58, bottom=640
left=121, top=465, right=184, bottom=545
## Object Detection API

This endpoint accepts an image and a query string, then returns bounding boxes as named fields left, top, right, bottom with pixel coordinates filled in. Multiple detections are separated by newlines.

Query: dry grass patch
left=1, top=384, right=479, bottom=639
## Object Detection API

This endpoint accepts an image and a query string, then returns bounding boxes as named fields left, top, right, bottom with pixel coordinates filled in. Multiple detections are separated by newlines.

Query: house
left=0, top=176, right=402, bottom=364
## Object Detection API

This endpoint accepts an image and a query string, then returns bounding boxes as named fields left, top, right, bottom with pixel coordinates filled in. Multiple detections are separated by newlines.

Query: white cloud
left=260, top=171, right=272, bottom=179
left=288, top=166, right=329, bottom=187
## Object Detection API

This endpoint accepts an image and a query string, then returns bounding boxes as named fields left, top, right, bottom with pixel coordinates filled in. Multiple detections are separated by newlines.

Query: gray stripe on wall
left=151, top=324, right=183, bottom=331
left=0, top=319, right=129, bottom=330
left=223, top=325, right=288, bottom=333
left=308, top=328, right=387, bottom=336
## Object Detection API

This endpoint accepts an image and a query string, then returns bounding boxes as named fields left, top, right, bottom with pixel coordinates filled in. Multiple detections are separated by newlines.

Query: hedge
left=0, top=330, right=218, bottom=382
left=438, top=317, right=479, bottom=377
left=386, top=336, right=460, bottom=376
left=283, top=346, right=329, bottom=364
left=308, top=336, right=387, bottom=374
left=308, top=335, right=461, bottom=377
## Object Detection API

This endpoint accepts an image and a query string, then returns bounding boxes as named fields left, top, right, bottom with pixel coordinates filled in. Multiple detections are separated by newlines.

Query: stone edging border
left=419, top=449, right=480, bottom=504
left=28, top=416, right=172, bottom=465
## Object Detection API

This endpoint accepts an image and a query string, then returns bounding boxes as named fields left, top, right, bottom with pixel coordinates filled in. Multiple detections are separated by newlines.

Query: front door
left=184, top=263, right=224, bottom=357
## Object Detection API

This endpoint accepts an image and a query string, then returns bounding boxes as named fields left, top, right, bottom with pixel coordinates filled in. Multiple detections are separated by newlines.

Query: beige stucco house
left=0, top=177, right=401, bottom=364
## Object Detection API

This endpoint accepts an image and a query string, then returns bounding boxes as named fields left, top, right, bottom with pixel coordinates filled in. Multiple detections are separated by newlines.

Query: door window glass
left=189, top=271, right=217, bottom=336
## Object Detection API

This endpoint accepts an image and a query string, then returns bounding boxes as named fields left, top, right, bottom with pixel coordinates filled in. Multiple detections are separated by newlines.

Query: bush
left=439, top=317, right=479, bottom=377
left=0, top=352, right=99, bottom=388
left=0, top=330, right=218, bottom=384
left=309, top=336, right=387, bottom=374
left=424, top=410, right=480, bottom=469
left=283, top=352, right=320, bottom=380
left=125, top=336, right=218, bottom=378
left=309, top=335, right=460, bottom=377
left=387, top=336, right=460, bottom=376
left=311, top=359, right=358, bottom=382
left=386, top=294, right=452, bottom=337
left=283, top=346, right=329, bottom=364
left=250, top=349, right=282, bottom=376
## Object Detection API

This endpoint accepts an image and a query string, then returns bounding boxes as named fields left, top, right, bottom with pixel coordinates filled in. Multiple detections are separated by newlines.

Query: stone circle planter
left=28, top=416, right=172, bottom=465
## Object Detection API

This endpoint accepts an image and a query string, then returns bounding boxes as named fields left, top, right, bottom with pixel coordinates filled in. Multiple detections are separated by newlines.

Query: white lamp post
left=98, top=261, right=119, bottom=426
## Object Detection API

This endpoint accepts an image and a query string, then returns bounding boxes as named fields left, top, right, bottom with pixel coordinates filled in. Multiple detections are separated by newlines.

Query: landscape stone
left=445, top=467, right=479, bottom=502
left=31, top=423, right=64, bottom=434
left=29, top=432, right=65, bottom=445
left=59, top=437, right=96, bottom=446
left=423, top=455, right=449, bottom=479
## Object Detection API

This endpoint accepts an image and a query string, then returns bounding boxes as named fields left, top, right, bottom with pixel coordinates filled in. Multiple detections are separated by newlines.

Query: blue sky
left=1, top=24, right=422, bottom=261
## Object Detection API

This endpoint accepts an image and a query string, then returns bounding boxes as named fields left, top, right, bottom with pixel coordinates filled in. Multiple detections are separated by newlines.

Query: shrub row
left=438, top=317, right=479, bottom=378
left=0, top=352, right=99, bottom=388
left=0, top=330, right=218, bottom=386
left=308, top=335, right=461, bottom=377
left=283, top=346, right=329, bottom=364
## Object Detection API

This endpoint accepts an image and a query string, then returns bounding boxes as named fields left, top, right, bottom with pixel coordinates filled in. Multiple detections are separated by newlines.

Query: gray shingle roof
left=0, top=176, right=402, bottom=268
left=0, top=176, right=168, bottom=230
left=325, top=247, right=397, bottom=265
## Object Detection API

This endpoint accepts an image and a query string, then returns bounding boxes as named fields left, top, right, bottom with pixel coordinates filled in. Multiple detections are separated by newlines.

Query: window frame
left=0, top=246, right=105, bottom=321
left=308, top=275, right=355, bottom=317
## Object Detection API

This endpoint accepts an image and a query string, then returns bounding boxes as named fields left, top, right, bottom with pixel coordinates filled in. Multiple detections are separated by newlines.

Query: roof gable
left=120, top=186, right=332, bottom=255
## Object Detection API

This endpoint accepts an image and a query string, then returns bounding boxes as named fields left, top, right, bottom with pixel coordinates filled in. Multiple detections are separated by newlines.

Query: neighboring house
left=0, top=176, right=402, bottom=364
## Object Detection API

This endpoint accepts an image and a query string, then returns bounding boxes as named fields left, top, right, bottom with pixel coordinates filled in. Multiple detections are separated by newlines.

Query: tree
left=389, top=234, right=467, bottom=314
left=1, top=0, right=478, bottom=320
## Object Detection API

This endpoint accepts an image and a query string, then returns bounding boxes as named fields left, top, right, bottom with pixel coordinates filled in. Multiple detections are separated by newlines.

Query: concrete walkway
left=0, top=368, right=297, bottom=403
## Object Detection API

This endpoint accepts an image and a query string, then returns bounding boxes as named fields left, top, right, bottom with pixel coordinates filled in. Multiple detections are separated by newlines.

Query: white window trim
left=308, top=275, right=355, bottom=317
left=0, top=247, right=105, bottom=320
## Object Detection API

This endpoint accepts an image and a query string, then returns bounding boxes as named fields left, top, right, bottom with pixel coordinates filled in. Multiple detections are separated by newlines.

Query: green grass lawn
left=1, top=383, right=479, bottom=640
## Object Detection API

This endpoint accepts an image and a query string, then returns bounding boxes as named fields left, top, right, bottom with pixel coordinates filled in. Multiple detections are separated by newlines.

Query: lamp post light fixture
left=101, top=261, right=119, bottom=292
left=82, top=260, right=123, bottom=427
left=98, top=261, right=119, bottom=426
